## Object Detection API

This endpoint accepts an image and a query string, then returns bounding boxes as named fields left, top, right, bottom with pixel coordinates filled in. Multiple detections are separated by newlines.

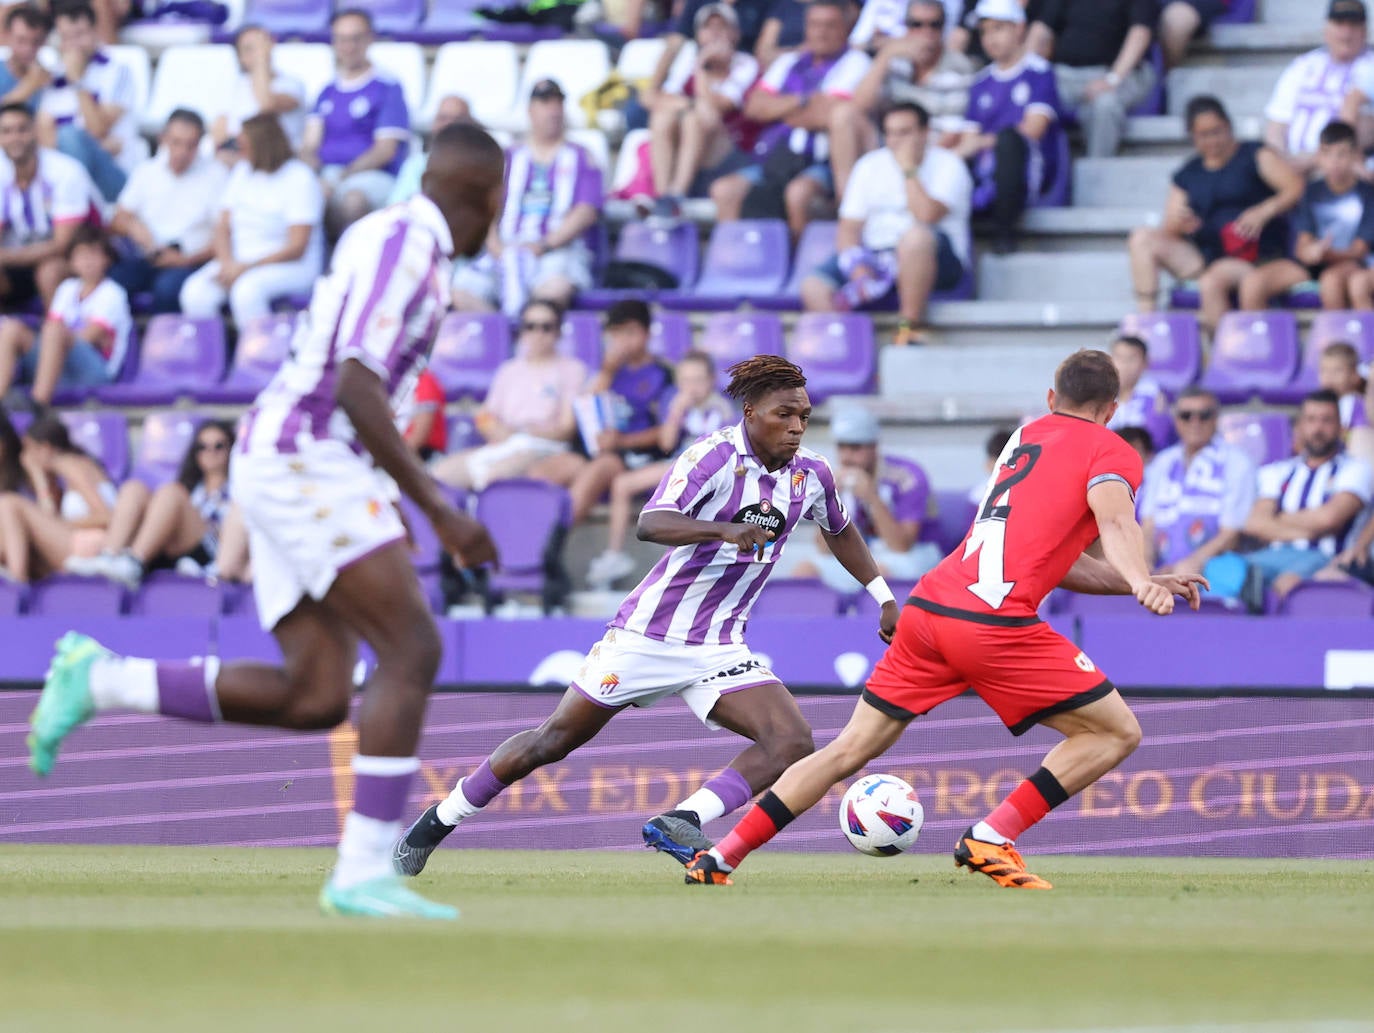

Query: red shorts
left=863, top=601, right=1114, bottom=736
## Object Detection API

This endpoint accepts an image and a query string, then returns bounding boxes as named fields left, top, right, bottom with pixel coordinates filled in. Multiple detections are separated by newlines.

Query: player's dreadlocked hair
left=725, top=355, right=807, bottom=406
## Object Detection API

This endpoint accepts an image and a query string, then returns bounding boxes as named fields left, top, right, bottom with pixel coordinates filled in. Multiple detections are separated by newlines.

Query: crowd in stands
left=1, top=0, right=1374, bottom=619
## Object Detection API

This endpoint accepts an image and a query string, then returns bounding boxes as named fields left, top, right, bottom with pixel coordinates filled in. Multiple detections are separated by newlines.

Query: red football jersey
left=916, top=413, right=1143, bottom=620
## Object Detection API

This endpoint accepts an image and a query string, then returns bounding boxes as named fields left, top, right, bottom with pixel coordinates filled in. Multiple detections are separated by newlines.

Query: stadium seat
left=130, top=572, right=223, bottom=619
left=130, top=410, right=204, bottom=488
left=107, top=45, right=152, bottom=128
left=921, top=490, right=978, bottom=555
left=446, top=412, right=484, bottom=451
left=420, top=41, right=519, bottom=130
left=198, top=313, right=296, bottom=404
left=752, top=220, right=837, bottom=311
left=557, top=311, right=604, bottom=370
left=662, top=220, right=789, bottom=310
left=1277, top=580, right=1374, bottom=617
left=579, top=222, right=700, bottom=308
left=240, top=0, right=331, bottom=37
left=352, top=0, right=425, bottom=35
left=0, top=579, right=24, bottom=617
left=786, top=313, right=876, bottom=403
left=272, top=42, right=333, bottom=105
left=97, top=316, right=226, bottom=406
left=1218, top=411, right=1293, bottom=468
left=428, top=312, right=511, bottom=402
left=616, top=38, right=667, bottom=83
left=27, top=576, right=125, bottom=617
left=1117, top=312, right=1202, bottom=396
left=397, top=495, right=441, bottom=572
left=648, top=312, right=693, bottom=364
left=1200, top=311, right=1300, bottom=404
left=567, top=128, right=611, bottom=174
left=59, top=411, right=130, bottom=482
left=474, top=479, right=572, bottom=609
left=369, top=41, right=427, bottom=117
left=495, top=39, right=612, bottom=131
left=750, top=578, right=844, bottom=619
left=696, top=313, right=785, bottom=389
left=1281, top=310, right=1374, bottom=402
left=142, top=43, right=238, bottom=133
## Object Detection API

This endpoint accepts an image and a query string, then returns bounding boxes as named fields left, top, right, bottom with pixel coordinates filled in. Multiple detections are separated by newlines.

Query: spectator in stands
left=452, top=80, right=602, bottom=315
left=562, top=301, right=677, bottom=525
left=431, top=300, right=588, bottom=491
left=108, top=109, right=226, bottom=314
left=0, top=406, right=26, bottom=494
left=967, top=423, right=1016, bottom=503
left=849, top=0, right=909, bottom=53
left=950, top=0, right=1040, bottom=63
left=644, top=2, right=761, bottom=220
left=774, top=405, right=941, bottom=590
left=66, top=418, right=246, bottom=588
left=0, top=226, right=130, bottom=405
left=1026, top=0, right=1156, bottom=158
left=179, top=113, right=323, bottom=327
left=800, top=101, right=971, bottom=345
left=754, top=0, right=814, bottom=68
left=388, top=96, right=475, bottom=205
left=404, top=366, right=448, bottom=462
left=1266, top=0, right=1374, bottom=174
left=950, top=0, right=1063, bottom=253
left=35, top=2, right=138, bottom=202
left=585, top=349, right=734, bottom=588
left=1241, top=121, right=1374, bottom=312
left=710, top=0, right=870, bottom=237
left=0, top=410, right=115, bottom=583
left=1127, top=96, right=1303, bottom=333
left=1116, top=425, right=1155, bottom=467
left=1318, top=341, right=1369, bottom=434
left=1242, top=389, right=1373, bottom=600
left=1158, top=0, right=1232, bottom=70
left=211, top=25, right=306, bottom=153
left=1139, top=386, right=1256, bottom=575
left=1106, top=333, right=1167, bottom=433
left=0, top=7, right=52, bottom=111
left=299, top=8, right=410, bottom=238
left=663, top=0, right=774, bottom=65
left=832, top=0, right=970, bottom=196
left=0, top=102, right=95, bottom=311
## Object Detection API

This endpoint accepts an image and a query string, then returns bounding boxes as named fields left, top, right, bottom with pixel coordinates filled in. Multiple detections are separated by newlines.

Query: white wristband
left=865, top=576, right=896, bottom=607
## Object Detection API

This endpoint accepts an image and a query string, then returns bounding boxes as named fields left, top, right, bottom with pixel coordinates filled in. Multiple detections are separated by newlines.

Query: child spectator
left=967, top=423, right=1016, bottom=504
left=1107, top=334, right=1168, bottom=436
left=1318, top=341, right=1368, bottom=434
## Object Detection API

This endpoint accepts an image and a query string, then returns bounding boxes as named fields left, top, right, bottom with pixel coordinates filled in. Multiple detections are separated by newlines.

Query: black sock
left=663, top=808, right=701, bottom=826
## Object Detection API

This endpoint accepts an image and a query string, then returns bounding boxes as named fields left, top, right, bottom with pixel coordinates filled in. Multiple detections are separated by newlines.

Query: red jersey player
left=685, top=349, right=1209, bottom=890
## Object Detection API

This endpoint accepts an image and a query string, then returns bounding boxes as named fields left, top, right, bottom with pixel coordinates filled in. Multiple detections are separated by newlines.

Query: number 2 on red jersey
left=964, top=442, right=1042, bottom=609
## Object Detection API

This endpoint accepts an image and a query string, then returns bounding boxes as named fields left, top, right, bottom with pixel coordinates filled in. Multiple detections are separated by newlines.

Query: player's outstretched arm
left=637, top=509, right=773, bottom=556
left=1087, top=479, right=1173, bottom=616
left=822, top=521, right=899, bottom=642
left=337, top=358, right=497, bottom=568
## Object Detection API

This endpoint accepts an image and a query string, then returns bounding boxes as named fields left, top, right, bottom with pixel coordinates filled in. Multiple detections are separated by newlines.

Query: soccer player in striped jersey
left=393, top=356, right=900, bottom=876
left=26, top=123, right=506, bottom=920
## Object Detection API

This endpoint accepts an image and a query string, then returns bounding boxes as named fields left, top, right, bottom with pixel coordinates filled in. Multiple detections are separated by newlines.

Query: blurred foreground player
left=26, top=123, right=506, bottom=921
left=393, top=357, right=900, bottom=877
left=685, top=350, right=1208, bottom=890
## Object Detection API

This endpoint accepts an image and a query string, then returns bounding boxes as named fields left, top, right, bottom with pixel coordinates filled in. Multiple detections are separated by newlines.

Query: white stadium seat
left=142, top=44, right=238, bottom=135
left=107, top=44, right=151, bottom=124
left=368, top=42, right=426, bottom=123
left=491, top=39, right=612, bottom=132
left=567, top=128, right=610, bottom=174
left=272, top=42, right=333, bottom=109
left=611, top=127, right=649, bottom=193
left=420, top=41, right=519, bottom=132
left=615, top=38, right=667, bottom=83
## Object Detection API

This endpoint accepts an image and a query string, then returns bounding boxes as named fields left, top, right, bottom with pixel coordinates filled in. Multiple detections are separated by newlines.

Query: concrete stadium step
left=1260, top=0, right=1323, bottom=23
left=1166, top=66, right=1278, bottom=121
left=978, top=250, right=1132, bottom=303
left=1202, top=23, right=1321, bottom=55
left=878, top=340, right=1067, bottom=416
left=1073, top=156, right=1178, bottom=208
left=1017, top=207, right=1152, bottom=251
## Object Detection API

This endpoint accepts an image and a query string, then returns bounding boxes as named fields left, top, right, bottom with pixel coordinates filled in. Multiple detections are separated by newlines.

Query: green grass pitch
left=1, top=846, right=1372, bottom=1033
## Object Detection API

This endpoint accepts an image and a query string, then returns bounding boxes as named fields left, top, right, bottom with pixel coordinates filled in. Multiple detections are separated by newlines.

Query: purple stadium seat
left=1215, top=0, right=1254, bottom=23
left=750, top=578, right=843, bottom=619
left=446, top=412, right=484, bottom=451
left=221, top=581, right=252, bottom=616
left=241, top=0, right=331, bottom=36
left=580, top=222, right=700, bottom=309
left=557, top=311, right=604, bottom=370
left=1117, top=312, right=1202, bottom=396
left=662, top=220, right=788, bottom=310
left=648, top=312, right=693, bottom=364
left=1278, top=580, right=1374, bottom=617
left=416, top=569, right=444, bottom=614
left=59, top=411, right=129, bottom=482
left=1278, top=310, right=1374, bottom=403
left=1200, top=311, right=1299, bottom=404
left=0, top=579, right=24, bottom=616
left=398, top=495, right=442, bottom=572
left=199, top=314, right=295, bottom=404
left=1218, top=410, right=1293, bottom=468
left=474, top=478, right=571, bottom=600
left=786, top=314, right=876, bottom=403
left=429, top=313, right=511, bottom=402
left=97, top=316, right=226, bottom=406
left=130, top=571, right=222, bottom=618
left=27, top=575, right=125, bottom=616
left=921, top=490, right=977, bottom=555
left=130, top=410, right=203, bottom=488
left=752, top=220, right=837, bottom=311
left=697, top=313, right=784, bottom=390
left=352, top=0, right=424, bottom=33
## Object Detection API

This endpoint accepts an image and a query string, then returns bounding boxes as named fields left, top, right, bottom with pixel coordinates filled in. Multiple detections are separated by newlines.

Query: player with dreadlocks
left=392, top=355, right=900, bottom=876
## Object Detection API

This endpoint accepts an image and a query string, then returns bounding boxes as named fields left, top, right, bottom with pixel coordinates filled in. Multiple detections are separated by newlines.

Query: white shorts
left=570, top=627, right=779, bottom=730
left=230, top=439, right=406, bottom=630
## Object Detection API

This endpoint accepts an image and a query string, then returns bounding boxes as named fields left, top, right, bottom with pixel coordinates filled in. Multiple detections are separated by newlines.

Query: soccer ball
left=839, top=774, right=924, bottom=856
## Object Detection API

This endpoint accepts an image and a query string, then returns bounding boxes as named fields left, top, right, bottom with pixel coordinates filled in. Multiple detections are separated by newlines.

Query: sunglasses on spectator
left=906, top=18, right=944, bottom=28
left=1175, top=409, right=1217, bottom=422
left=522, top=321, right=559, bottom=333
left=196, top=439, right=229, bottom=453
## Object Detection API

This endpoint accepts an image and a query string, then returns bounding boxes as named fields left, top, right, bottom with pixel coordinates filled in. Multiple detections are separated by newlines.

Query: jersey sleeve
left=717, top=53, right=759, bottom=106
left=758, top=52, right=798, bottom=94
left=1264, top=59, right=1302, bottom=123
left=571, top=148, right=603, bottom=209
left=282, top=162, right=324, bottom=227
left=51, top=161, right=92, bottom=224
left=374, top=80, right=411, bottom=140
left=334, top=223, right=436, bottom=381
left=642, top=436, right=734, bottom=515
left=1334, top=458, right=1374, bottom=505
left=822, top=51, right=870, bottom=98
left=806, top=456, right=851, bottom=534
left=1255, top=459, right=1287, bottom=501
left=85, top=279, right=130, bottom=332
left=46, top=278, right=79, bottom=323
left=1087, top=433, right=1144, bottom=500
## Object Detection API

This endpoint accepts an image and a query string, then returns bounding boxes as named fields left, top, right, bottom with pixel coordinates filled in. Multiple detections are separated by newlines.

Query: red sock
left=715, top=791, right=794, bottom=868
left=984, top=767, right=1069, bottom=842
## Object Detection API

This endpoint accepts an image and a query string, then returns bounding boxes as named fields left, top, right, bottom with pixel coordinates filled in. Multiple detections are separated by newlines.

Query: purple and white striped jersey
left=612, top=422, right=851, bottom=646
left=238, top=194, right=453, bottom=457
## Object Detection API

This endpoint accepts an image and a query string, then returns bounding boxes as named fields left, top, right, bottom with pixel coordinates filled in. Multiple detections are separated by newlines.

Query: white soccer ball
left=839, top=774, right=925, bottom=856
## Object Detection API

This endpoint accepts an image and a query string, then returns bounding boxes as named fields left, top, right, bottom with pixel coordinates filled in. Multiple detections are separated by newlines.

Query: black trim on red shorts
left=908, top=596, right=1042, bottom=628
left=1009, top=678, right=1116, bottom=736
left=860, top=688, right=921, bottom=721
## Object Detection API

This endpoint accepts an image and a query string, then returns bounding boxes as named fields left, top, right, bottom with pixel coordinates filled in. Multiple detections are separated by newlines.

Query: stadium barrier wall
left=1, top=692, right=1370, bottom=857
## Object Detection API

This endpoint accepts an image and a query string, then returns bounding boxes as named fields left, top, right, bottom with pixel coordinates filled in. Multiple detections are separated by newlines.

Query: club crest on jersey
left=791, top=469, right=806, bottom=497
left=732, top=500, right=785, bottom=536
left=1073, top=651, right=1095, bottom=672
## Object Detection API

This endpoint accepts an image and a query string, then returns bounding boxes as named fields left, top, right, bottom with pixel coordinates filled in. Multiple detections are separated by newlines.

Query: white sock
left=331, top=811, right=401, bottom=889
left=675, top=787, right=727, bottom=824
left=707, top=847, right=733, bottom=872
left=88, top=656, right=158, bottom=713
left=972, top=820, right=1011, bottom=845
left=435, top=777, right=485, bottom=827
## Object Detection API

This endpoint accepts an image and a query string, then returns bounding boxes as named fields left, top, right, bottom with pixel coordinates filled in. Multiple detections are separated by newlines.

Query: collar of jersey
left=730, top=420, right=797, bottom=474
left=404, top=193, right=455, bottom=257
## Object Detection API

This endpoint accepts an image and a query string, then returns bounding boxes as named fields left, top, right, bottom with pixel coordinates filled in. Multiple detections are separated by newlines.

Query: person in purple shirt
left=950, top=0, right=1063, bottom=252
left=452, top=79, right=603, bottom=317
left=299, top=8, right=410, bottom=239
